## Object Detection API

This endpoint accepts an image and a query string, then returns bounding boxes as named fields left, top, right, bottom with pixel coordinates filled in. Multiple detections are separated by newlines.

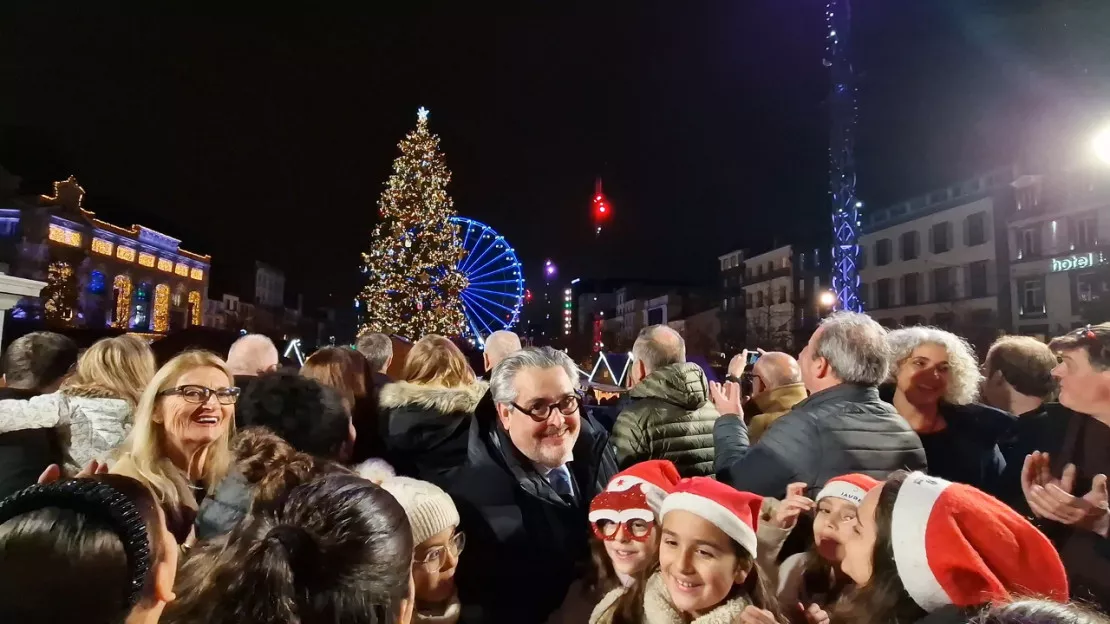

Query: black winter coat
left=715, top=383, right=927, bottom=498
left=379, top=380, right=489, bottom=484
left=446, top=410, right=617, bottom=624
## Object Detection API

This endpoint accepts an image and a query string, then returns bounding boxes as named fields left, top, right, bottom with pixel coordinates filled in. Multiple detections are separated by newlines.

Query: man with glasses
left=740, top=351, right=807, bottom=444
left=444, top=347, right=617, bottom=624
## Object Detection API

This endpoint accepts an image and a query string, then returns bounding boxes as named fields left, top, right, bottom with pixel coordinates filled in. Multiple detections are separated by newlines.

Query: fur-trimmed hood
left=379, top=380, right=489, bottom=415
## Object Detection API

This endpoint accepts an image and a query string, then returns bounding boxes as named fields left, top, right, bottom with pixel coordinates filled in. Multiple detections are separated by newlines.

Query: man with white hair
left=482, top=330, right=521, bottom=373
left=226, top=334, right=279, bottom=417
left=610, top=325, right=719, bottom=476
left=445, top=347, right=617, bottom=623
left=712, top=311, right=926, bottom=497
left=356, top=332, right=394, bottom=390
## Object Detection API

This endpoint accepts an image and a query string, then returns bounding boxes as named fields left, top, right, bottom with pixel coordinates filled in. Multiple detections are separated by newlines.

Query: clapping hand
left=769, top=483, right=815, bottom=530
left=1021, top=451, right=1110, bottom=537
left=802, top=603, right=830, bottom=624
left=710, top=380, right=744, bottom=418
left=36, top=459, right=108, bottom=485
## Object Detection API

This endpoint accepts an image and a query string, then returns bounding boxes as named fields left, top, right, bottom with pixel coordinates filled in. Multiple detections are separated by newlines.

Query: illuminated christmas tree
left=358, top=108, right=469, bottom=339
left=42, top=260, right=78, bottom=326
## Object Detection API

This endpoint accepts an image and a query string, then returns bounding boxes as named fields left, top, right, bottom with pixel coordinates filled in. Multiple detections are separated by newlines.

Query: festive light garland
left=153, top=284, right=169, bottom=332
left=357, top=107, right=469, bottom=339
left=43, top=261, right=77, bottom=324
left=113, top=275, right=132, bottom=328
left=138, top=252, right=155, bottom=268
left=188, top=291, right=201, bottom=325
left=91, top=237, right=114, bottom=256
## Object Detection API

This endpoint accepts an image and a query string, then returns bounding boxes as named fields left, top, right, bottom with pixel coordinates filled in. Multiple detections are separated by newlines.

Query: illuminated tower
left=826, top=0, right=864, bottom=311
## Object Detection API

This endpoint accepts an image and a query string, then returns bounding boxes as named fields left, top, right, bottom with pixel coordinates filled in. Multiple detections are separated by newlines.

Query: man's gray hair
left=631, top=325, right=686, bottom=372
left=812, top=311, right=890, bottom=386
left=490, top=346, right=580, bottom=404
left=356, top=332, right=393, bottom=371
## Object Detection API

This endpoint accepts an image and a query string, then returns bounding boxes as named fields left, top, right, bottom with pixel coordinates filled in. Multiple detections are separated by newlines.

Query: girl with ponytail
left=165, top=474, right=415, bottom=624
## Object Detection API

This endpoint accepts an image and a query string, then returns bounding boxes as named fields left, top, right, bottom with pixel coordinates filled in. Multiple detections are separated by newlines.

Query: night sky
left=2, top=2, right=1107, bottom=309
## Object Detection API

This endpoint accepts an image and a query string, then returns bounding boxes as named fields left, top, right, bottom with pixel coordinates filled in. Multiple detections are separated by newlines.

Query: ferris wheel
left=450, top=216, right=525, bottom=345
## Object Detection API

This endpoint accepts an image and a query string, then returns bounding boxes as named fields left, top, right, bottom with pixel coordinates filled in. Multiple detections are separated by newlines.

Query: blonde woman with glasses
left=113, top=350, right=238, bottom=544
left=0, top=334, right=156, bottom=471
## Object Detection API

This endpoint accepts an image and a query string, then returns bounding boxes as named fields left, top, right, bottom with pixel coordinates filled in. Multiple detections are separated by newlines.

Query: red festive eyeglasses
left=591, top=518, right=654, bottom=542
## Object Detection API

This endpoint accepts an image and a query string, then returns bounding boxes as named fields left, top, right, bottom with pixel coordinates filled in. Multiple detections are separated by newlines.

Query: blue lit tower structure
left=826, top=0, right=864, bottom=312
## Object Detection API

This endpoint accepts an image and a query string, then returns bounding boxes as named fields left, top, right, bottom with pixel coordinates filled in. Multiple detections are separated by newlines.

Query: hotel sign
left=1051, top=252, right=1105, bottom=273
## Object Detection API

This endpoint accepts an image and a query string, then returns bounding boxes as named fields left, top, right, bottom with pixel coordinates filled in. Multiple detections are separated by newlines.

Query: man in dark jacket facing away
left=445, top=347, right=617, bottom=624
left=0, top=331, right=78, bottom=498
left=611, top=325, right=718, bottom=476
left=714, top=311, right=926, bottom=498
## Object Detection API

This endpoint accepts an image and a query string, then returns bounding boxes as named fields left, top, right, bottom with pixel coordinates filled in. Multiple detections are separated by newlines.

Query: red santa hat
left=589, top=460, right=681, bottom=524
left=660, top=477, right=762, bottom=557
left=891, top=472, right=1069, bottom=611
left=815, top=473, right=880, bottom=506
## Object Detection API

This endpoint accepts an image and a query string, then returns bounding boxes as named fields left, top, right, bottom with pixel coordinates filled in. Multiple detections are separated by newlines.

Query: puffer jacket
left=715, top=383, right=927, bottom=498
left=380, top=380, right=489, bottom=484
left=610, top=363, right=719, bottom=477
left=0, top=390, right=133, bottom=472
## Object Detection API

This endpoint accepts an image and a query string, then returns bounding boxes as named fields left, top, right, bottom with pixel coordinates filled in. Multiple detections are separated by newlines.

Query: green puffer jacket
left=610, top=363, right=720, bottom=477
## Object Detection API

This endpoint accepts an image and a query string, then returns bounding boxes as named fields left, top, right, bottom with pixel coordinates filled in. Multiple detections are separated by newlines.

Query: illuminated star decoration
left=417, top=107, right=429, bottom=123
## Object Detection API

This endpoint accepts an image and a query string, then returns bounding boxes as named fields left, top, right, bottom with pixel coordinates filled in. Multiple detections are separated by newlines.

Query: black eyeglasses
left=510, top=394, right=581, bottom=422
left=159, top=384, right=241, bottom=405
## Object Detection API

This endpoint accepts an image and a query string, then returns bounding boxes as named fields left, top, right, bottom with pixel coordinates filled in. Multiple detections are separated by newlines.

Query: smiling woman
left=112, top=350, right=237, bottom=544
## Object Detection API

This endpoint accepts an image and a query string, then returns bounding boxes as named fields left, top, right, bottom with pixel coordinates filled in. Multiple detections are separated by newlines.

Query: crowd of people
left=0, top=312, right=1107, bottom=624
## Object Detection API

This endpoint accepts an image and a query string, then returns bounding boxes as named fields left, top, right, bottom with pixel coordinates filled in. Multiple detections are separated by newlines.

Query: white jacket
left=0, top=392, right=133, bottom=471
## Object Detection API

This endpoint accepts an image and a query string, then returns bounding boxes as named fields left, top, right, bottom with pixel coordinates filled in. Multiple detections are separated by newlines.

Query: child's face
left=601, top=520, right=658, bottom=577
left=840, top=487, right=880, bottom=585
left=811, top=497, right=858, bottom=563
left=412, top=526, right=461, bottom=603
left=658, top=510, right=747, bottom=617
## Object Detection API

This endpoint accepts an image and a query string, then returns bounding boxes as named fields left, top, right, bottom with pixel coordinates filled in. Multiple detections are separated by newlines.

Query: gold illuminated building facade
left=0, top=175, right=210, bottom=331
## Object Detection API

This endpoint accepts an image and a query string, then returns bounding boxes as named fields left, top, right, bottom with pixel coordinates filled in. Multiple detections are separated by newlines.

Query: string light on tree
left=358, top=107, right=469, bottom=338
left=42, top=261, right=78, bottom=325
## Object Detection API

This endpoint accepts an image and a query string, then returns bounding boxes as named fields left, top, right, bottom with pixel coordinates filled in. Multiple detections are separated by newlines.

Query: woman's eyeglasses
left=591, top=518, right=653, bottom=542
left=159, top=384, right=241, bottom=405
left=509, top=395, right=581, bottom=422
left=415, top=531, right=466, bottom=569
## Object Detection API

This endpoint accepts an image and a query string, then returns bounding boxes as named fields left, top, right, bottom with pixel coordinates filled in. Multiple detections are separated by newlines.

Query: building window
left=138, top=252, right=156, bottom=267
left=91, top=238, right=114, bottom=256
left=934, top=312, right=956, bottom=330
left=1019, top=226, right=1041, bottom=259
left=900, top=231, right=919, bottom=261
left=931, top=222, right=951, bottom=253
left=857, top=246, right=867, bottom=269
left=902, top=273, right=920, bottom=306
left=1019, top=277, right=1046, bottom=317
left=157, top=258, right=173, bottom=273
left=876, top=279, right=892, bottom=308
left=966, top=213, right=987, bottom=246
left=746, top=268, right=753, bottom=280
left=1073, top=214, right=1098, bottom=249
left=190, top=267, right=204, bottom=281
left=876, top=239, right=892, bottom=266
left=722, top=298, right=728, bottom=311
left=778, top=286, right=787, bottom=304
left=116, top=246, right=136, bottom=262
left=969, top=260, right=989, bottom=297
left=904, top=314, right=926, bottom=326
left=766, top=261, right=773, bottom=273
left=174, top=262, right=190, bottom=277
left=932, top=267, right=956, bottom=302
left=746, top=293, right=753, bottom=309
left=47, top=224, right=82, bottom=247
left=88, top=271, right=106, bottom=295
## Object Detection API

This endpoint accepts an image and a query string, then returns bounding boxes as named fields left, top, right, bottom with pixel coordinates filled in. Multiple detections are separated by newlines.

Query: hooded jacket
left=590, top=572, right=754, bottom=624
left=0, top=389, right=133, bottom=472
left=610, top=363, right=719, bottom=477
left=380, top=380, right=489, bottom=483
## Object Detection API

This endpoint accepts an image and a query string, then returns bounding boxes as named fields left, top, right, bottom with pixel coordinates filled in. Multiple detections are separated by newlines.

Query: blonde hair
left=61, top=334, right=156, bottom=406
left=887, top=326, right=982, bottom=405
left=400, top=334, right=476, bottom=387
left=118, top=350, right=235, bottom=511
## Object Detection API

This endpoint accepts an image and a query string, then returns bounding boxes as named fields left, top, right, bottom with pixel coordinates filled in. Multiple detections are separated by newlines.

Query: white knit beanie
left=379, top=476, right=460, bottom=546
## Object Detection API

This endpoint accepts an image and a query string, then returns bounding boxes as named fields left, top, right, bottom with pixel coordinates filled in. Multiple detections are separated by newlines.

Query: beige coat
left=747, top=383, right=808, bottom=443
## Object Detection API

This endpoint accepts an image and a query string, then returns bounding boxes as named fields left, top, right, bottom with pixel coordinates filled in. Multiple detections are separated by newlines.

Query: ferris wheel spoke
left=467, top=264, right=520, bottom=283
left=467, top=278, right=522, bottom=288
left=461, top=292, right=498, bottom=335
left=462, top=289, right=519, bottom=314
left=460, top=237, right=499, bottom=275
left=465, top=251, right=515, bottom=279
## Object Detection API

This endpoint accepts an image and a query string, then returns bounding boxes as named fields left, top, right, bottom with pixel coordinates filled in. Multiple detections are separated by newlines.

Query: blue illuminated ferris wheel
left=450, top=217, right=525, bottom=345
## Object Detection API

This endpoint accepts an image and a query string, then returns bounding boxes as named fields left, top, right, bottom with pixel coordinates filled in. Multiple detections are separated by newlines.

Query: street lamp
left=819, top=290, right=837, bottom=308
left=1093, top=125, right=1110, bottom=166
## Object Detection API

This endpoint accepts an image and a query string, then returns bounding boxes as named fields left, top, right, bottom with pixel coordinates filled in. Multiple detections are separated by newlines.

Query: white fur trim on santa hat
left=661, top=492, right=758, bottom=556
left=891, top=472, right=955, bottom=612
left=607, top=475, right=668, bottom=516
left=588, top=508, right=655, bottom=524
left=815, top=481, right=868, bottom=505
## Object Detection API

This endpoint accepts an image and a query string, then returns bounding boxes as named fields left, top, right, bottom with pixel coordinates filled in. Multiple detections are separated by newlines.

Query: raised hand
left=710, top=380, right=744, bottom=418
left=803, top=603, right=830, bottom=624
left=769, top=482, right=815, bottom=530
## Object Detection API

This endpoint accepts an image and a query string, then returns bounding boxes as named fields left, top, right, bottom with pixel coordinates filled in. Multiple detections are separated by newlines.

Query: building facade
left=718, top=249, right=745, bottom=353
left=1007, top=169, right=1110, bottom=338
left=0, top=176, right=210, bottom=331
left=739, top=244, right=831, bottom=352
left=859, top=167, right=1014, bottom=339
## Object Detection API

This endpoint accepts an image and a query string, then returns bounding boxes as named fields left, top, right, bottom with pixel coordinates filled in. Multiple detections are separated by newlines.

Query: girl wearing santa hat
left=587, top=459, right=683, bottom=597
left=592, top=477, right=785, bottom=624
left=836, top=471, right=1070, bottom=624
left=757, top=474, right=879, bottom=622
